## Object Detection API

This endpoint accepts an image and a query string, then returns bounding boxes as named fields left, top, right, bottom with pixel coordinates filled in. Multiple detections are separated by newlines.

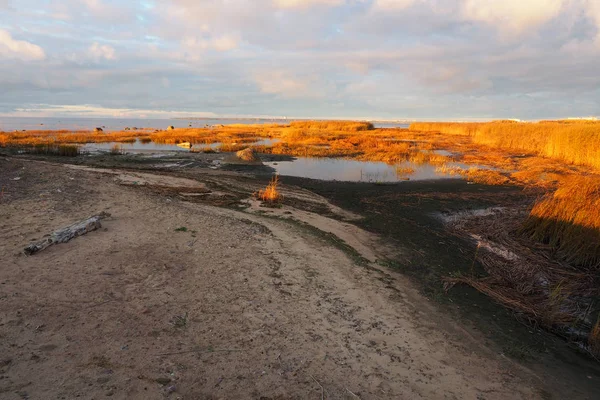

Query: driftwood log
left=24, top=212, right=110, bottom=255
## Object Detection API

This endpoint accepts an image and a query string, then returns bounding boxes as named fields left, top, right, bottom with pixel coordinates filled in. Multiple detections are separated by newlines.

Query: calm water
left=0, top=117, right=289, bottom=132
left=0, top=117, right=409, bottom=131
left=264, top=157, right=469, bottom=182
left=81, top=138, right=280, bottom=153
left=79, top=138, right=463, bottom=182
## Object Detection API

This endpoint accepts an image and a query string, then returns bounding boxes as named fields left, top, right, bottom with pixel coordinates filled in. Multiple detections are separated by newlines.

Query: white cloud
left=3, top=104, right=218, bottom=118
left=212, top=35, right=239, bottom=51
left=82, top=0, right=121, bottom=19
left=254, top=70, right=316, bottom=98
left=0, top=29, right=45, bottom=61
left=372, top=0, right=417, bottom=11
left=181, top=34, right=239, bottom=55
left=585, top=0, right=600, bottom=45
left=272, top=0, right=345, bottom=9
left=88, top=42, right=116, bottom=60
left=462, top=0, right=566, bottom=36
left=2, top=0, right=600, bottom=119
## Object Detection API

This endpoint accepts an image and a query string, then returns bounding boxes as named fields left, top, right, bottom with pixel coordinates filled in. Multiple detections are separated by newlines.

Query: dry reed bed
left=444, top=207, right=600, bottom=357
left=410, top=120, right=600, bottom=170
left=411, top=121, right=600, bottom=355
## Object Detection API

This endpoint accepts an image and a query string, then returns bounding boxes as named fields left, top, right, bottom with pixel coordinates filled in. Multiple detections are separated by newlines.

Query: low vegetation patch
left=256, top=175, right=283, bottom=204
left=26, top=143, right=80, bottom=157
left=289, top=120, right=374, bottom=131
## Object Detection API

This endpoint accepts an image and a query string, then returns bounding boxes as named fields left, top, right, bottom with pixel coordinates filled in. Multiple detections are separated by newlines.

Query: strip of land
left=1, top=120, right=600, bottom=398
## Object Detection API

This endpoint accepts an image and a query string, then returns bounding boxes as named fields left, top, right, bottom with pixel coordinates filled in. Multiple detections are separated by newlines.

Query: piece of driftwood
left=24, top=212, right=110, bottom=255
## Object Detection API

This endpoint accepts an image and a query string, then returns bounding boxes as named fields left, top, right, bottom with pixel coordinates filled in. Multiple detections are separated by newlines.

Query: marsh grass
left=110, top=144, right=122, bottom=155
left=410, top=121, right=600, bottom=270
left=257, top=175, right=283, bottom=204
left=26, top=143, right=80, bottom=157
left=410, top=121, right=600, bottom=170
left=522, top=175, right=600, bottom=268
left=289, top=120, right=374, bottom=131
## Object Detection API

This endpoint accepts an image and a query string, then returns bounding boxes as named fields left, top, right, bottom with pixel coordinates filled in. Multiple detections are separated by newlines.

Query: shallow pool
left=81, top=138, right=279, bottom=153
left=264, top=157, right=469, bottom=182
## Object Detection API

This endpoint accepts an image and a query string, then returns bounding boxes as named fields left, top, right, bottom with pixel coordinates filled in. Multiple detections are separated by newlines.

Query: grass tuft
left=256, top=175, right=283, bottom=204
left=26, top=143, right=80, bottom=157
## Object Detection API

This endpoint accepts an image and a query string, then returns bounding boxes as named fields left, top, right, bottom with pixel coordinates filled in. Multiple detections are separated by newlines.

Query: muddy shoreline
left=1, top=150, right=600, bottom=398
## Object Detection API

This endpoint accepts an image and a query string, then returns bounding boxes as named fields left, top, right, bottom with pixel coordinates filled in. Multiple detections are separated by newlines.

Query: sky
left=0, top=0, right=599, bottom=120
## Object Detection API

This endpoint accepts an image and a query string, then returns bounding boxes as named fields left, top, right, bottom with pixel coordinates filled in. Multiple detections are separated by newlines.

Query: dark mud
left=276, top=175, right=600, bottom=398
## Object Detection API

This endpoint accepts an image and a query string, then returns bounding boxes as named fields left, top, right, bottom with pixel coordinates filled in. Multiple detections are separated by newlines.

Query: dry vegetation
left=409, top=120, right=600, bottom=268
left=289, top=120, right=374, bottom=131
left=522, top=174, right=600, bottom=268
left=410, top=120, right=600, bottom=169
left=412, top=120, right=600, bottom=356
left=256, top=175, right=283, bottom=204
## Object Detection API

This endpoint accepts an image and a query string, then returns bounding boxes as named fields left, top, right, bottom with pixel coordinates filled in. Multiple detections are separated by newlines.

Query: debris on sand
left=24, top=212, right=111, bottom=255
left=236, top=148, right=259, bottom=162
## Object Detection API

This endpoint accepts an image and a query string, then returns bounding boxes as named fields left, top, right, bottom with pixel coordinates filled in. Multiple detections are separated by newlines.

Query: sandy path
left=0, top=158, right=541, bottom=399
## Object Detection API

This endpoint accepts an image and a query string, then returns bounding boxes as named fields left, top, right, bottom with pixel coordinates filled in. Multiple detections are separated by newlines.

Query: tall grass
left=0, top=129, right=143, bottom=145
left=289, top=120, right=374, bottom=131
left=410, top=121, right=600, bottom=170
left=27, top=143, right=80, bottom=157
left=411, top=122, right=600, bottom=268
left=522, top=175, right=600, bottom=268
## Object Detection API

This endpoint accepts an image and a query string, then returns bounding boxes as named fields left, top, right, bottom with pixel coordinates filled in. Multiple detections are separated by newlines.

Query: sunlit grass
left=522, top=174, right=600, bottom=268
left=257, top=175, right=283, bottom=204
left=410, top=120, right=600, bottom=170
left=27, top=143, right=80, bottom=157
left=289, top=120, right=374, bottom=131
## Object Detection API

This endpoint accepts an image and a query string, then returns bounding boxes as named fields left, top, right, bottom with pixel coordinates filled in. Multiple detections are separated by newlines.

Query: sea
left=0, top=117, right=410, bottom=131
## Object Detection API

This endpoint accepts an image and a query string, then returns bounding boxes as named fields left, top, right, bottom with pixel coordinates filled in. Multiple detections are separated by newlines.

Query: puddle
left=82, top=140, right=187, bottom=153
left=264, top=157, right=473, bottom=182
left=250, top=138, right=280, bottom=146
left=81, top=138, right=279, bottom=153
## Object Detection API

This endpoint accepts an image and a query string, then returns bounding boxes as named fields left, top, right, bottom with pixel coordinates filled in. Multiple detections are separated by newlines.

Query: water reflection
left=264, top=157, right=468, bottom=182
left=81, top=138, right=279, bottom=153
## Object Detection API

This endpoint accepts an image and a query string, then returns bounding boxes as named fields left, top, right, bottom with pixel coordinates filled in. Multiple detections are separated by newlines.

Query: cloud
left=3, top=104, right=218, bottom=118
left=181, top=34, right=239, bottom=53
left=0, top=29, right=45, bottom=61
left=254, top=70, right=313, bottom=98
left=585, top=0, right=600, bottom=45
left=372, top=0, right=418, bottom=11
left=462, top=0, right=566, bottom=36
left=82, top=0, right=127, bottom=20
left=88, top=42, right=116, bottom=60
left=272, top=0, right=345, bottom=9
left=1, top=0, right=600, bottom=119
